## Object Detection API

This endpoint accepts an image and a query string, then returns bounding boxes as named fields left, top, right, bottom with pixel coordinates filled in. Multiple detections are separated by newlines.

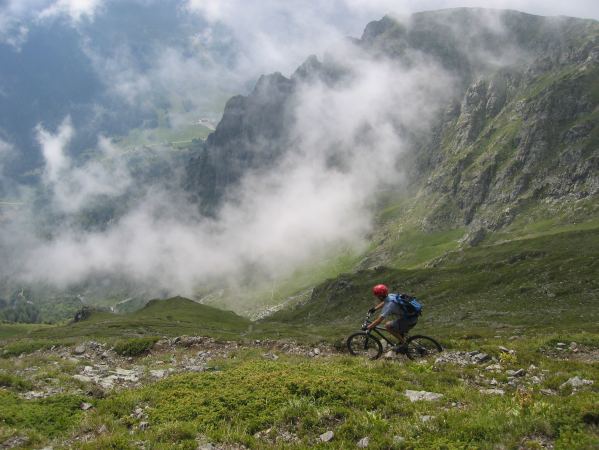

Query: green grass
left=113, top=337, right=160, bottom=357
left=0, top=391, right=85, bottom=438
left=267, top=226, right=599, bottom=338
left=19, top=297, right=254, bottom=343
left=2, top=346, right=596, bottom=449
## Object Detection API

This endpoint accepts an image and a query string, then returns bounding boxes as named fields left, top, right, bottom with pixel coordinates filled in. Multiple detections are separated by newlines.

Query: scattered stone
left=319, top=431, right=334, bottom=442
left=383, top=350, right=397, bottom=359
left=509, top=336, right=519, bottom=341
left=73, top=345, right=86, bottom=355
left=560, top=376, right=594, bottom=389
left=80, top=402, right=93, bottom=410
left=197, top=444, right=216, bottom=450
left=253, top=428, right=272, bottom=440
left=405, top=390, right=444, bottom=402
left=133, top=407, right=145, bottom=419
left=313, top=348, right=321, bottom=355
left=530, top=376, right=542, bottom=384
left=357, top=437, right=369, bottom=448
left=420, top=415, right=434, bottom=423
left=150, top=369, right=167, bottom=379
left=277, top=431, right=299, bottom=443
left=528, top=364, right=537, bottom=371
left=489, top=378, right=498, bottom=386
left=480, top=388, right=505, bottom=395
left=556, top=342, right=567, bottom=348
left=139, top=421, right=149, bottom=430
left=473, top=352, right=491, bottom=363
left=98, top=424, right=108, bottom=434
left=540, top=388, right=557, bottom=396
left=569, top=342, right=578, bottom=350
left=498, top=346, right=511, bottom=353
left=73, top=374, right=93, bottom=383
left=262, top=353, right=279, bottom=361
left=485, top=363, right=502, bottom=371
left=1, top=436, right=29, bottom=448
left=513, top=369, right=526, bottom=377
left=393, top=436, right=405, bottom=445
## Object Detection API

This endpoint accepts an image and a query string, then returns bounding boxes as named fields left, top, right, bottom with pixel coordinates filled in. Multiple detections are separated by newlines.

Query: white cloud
left=35, top=118, right=131, bottom=212
left=8, top=40, right=455, bottom=301
left=38, top=0, right=104, bottom=22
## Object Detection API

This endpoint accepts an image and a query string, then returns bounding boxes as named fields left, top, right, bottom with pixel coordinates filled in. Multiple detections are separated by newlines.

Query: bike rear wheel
left=405, top=335, right=443, bottom=360
left=346, top=332, right=383, bottom=360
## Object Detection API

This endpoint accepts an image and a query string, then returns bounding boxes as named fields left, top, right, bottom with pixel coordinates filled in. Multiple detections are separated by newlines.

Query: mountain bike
left=346, top=311, right=442, bottom=360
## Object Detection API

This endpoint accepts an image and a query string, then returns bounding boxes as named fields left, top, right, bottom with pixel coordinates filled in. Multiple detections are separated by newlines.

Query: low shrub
left=0, top=373, right=33, bottom=391
left=112, top=337, right=159, bottom=357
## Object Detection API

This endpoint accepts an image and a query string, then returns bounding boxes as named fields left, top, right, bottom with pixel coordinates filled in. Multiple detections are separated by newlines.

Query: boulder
left=405, top=390, right=444, bottom=402
left=319, top=431, right=334, bottom=442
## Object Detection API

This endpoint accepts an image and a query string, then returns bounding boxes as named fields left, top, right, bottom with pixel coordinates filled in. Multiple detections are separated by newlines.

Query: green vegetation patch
left=0, top=391, right=85, bottom=437
left=1, top=340, right=60, bottom=358
left=113, top=337, right=159, bottom=357
left=0, top=373, right=33, bottom=391
left=89, top=354, right=599, bottom=449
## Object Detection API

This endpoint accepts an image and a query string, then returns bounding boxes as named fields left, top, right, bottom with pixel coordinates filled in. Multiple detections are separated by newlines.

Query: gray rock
left=540, top=388, right=556, bottom=396
left=150, top=369, right=167, bottom=379
left=319, top=431, right=334, bottom=442
left=405, top=390, right=443, bottom=402
left=80, top=402, right=93, bottom=410
left=530, top=376, right=542, bottom=384
left=556, top=342, right=567, bottom=347
left=139, top=421, right=149, bottom=430
left=313, top=348, right=321, bottom=355
left=420, top=415, right=434, bottom=423
left=73, top=374, right=93, bottom=383
left=473, top=353, right=491, bottom=363
left=513, top=369, right=526, bottom=377
left=560, top=376, right=594, bottom=389
left=393, top=436, right=405, bottom=444
left=480, top=388, right=505, bottom=395
left=73, top=345, right=86, bottom=355
left=357, top=437, right=370, bottom=448
left=383, top=350, right=397, bottom=359
left=197, top=444, right=216, bottom=450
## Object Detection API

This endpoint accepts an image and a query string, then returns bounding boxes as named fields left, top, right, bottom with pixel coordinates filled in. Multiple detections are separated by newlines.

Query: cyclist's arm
left=367, top=315, right=384, bottom=330
left=373, top=301, right=384, bottom=310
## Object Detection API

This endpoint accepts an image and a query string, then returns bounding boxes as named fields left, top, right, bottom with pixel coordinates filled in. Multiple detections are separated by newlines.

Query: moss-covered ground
left=0, top=334, right=597, bottom=449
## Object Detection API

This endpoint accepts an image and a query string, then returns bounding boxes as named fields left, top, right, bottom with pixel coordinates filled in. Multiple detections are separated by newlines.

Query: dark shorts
left=388, top=316, right=418, bottom=334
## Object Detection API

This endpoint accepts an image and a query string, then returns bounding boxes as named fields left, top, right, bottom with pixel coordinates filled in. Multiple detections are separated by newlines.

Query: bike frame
left=362, top=311, right=411, bottom=346
left=367, top=324, right=402, bottom=346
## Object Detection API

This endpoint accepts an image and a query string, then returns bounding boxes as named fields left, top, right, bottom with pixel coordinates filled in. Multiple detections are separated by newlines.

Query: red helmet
left=372, top=284, right=389, bottom=297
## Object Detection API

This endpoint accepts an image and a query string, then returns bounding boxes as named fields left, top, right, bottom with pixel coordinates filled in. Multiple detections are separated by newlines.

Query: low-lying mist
left=0, top=36, right=456, bottom=312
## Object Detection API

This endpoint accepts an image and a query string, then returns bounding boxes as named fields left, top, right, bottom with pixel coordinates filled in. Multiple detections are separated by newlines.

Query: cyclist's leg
left=385, top=320, right=406, bottom=343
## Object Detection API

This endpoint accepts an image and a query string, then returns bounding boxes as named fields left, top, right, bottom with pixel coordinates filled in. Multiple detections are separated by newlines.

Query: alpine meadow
left=0, top=1, right=598, bottom=449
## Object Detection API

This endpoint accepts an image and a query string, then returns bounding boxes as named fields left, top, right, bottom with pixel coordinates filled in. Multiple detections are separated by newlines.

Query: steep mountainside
left=186, top=8, right=599, bottom=248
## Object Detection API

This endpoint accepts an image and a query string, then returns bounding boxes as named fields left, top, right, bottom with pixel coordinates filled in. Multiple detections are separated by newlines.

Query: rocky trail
left=1, top=336, right=597, bottom=449
left=5, top=337, right=595, bottom=402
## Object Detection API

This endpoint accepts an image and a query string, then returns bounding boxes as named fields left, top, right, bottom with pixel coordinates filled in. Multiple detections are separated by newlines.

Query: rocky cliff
left=186, top=8, right=599, bottom=242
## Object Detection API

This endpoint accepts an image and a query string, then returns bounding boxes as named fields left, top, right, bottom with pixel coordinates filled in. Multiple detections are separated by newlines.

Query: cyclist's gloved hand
left=368, top=307, right=376, bottom=314
left=362, top=324, right=369, bottom=331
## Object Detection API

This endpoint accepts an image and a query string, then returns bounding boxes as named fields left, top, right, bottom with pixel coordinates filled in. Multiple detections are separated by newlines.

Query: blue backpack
left=390, top=293, right=423, bottom=317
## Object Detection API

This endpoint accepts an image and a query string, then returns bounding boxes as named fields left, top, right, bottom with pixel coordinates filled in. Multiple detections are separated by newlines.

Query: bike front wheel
left=405, top=335, right=443, bottom=360
left=346, top=332, right=383, bottom=360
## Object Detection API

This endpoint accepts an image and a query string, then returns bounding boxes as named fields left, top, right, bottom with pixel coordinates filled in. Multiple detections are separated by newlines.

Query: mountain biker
left=364, top=284, right=418, bottom=347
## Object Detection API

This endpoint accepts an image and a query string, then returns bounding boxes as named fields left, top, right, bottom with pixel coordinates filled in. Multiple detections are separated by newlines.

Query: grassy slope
left=0, top=297, right=252, bottom=345
left=1, top=228, right=598, bottom=449
left=1, top=341, right=597, bottom=449
left=266, top=226, right=599, bottom=339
